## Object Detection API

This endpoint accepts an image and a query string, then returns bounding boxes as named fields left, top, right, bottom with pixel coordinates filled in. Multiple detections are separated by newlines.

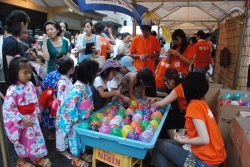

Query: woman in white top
left=118, top=32, right=131, bottom=55
left=77, top=19, right=101, bottom=63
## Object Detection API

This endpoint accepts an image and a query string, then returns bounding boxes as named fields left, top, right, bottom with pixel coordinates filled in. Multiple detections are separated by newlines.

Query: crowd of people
left=0, top=9, right=226, bottom=167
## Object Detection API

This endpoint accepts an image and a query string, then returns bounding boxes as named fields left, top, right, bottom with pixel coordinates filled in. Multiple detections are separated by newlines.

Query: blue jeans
left=191, top=153, right=219, bottom=167
left=193, top=68, right=208, bottom=75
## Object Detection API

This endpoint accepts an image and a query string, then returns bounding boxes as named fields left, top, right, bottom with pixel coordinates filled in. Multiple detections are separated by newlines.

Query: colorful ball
left=146, top=125, right=156, bottom=134
left=106, top=114, right=115, bottom=120
left=119, top=121, right=128, bottom=129
left=139, top=131, right=153, bottom=143
left=109, top=124, right=118, bottom=129
left=113, top=115, right=123, bottom=122
left=220, top=98, right=232, bottom=106
left=157, top=108, right=165, bottom=115
left=108, top=110, right=116, bottom=116
left=79, top=122, right=89, bottom=129
left=244, top=101, right=250, bottom=107
left=116, top=111, right=125, bottom=118
left=150, top=120, right=159, bottom=129
left=142, top=114, right=151, bottom=121
left=126, top=111, right=135, bottom=116
left=127, top=131, right=139, bottom=140
left=99, top=124, right=111, bottom=134
left=142, top=108, right=150, bottom=115
left=95, top=113, right=104, bottom=121
left=130, top=121, right=140, bottom=130
left=128, top=105, right=136, bottom=111
left=104, top=107, right=112, bottom=113
left=149, top=107, right=157, bottom=113
left=132, top=114, right=142, bottom=122
left=140, top=120, right=150, bottom=131
left=109, top=119, right=120, bottom=126
left=110, top=127, right=122, bottom=137
left=90, top=120, right=100, bottom=127
left=89, top=124, right=99, bottom=132
left=130, top=100, right=138, bottom=107
left=242, top=94, right=249, bottom=98
left=151, top=111, right=163, bottom=120
left=237, top=99, right=244, bottom=106
left=134, top=127, right=143, bottom=135
left=125, top=114, right=133, bottom=120
left=125, top=108, right=133, bottom=113
left=135, top=109, right=143, bottom=116
left=123, top=118, right=131, bottom=124
left=232, top=93, right=241, bottom=101
left=121, top=125, right=133, bottom=138
left=102, top=116, right=110, bottom=124
left=110, top=105, right=118, bottom=111
left=118, top=98, right=125, bottom=105
left=221, top=93, right=232, bottom=100
left=151, top=117, right=161, bottom=124
left=230, top=100, right=239, bottom=106
left=89, top=116, right=100, bottom=124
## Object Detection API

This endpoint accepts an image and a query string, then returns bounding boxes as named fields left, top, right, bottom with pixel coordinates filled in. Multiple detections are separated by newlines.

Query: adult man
left=94, top=22, right=113, bottom=60
left=189, top=30, right=211, bottom=75
left=129, top=19, right=161, bottom=73
left=129, top=19, right=161, bottom=97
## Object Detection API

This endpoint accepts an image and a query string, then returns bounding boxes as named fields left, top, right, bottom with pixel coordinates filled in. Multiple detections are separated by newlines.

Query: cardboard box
left=204, top=88, right=221, bottom=121
left=240, top=133, right=250, bottom=167
left=209, top=83, right=224, bottom=88
left=226, top=134, right=240, bottom=167
left=227, top=117, right=250, bottom=167
left=239, top=111, right=250, bottom=118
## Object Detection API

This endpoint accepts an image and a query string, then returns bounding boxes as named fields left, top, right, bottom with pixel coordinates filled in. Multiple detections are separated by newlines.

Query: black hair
left=77, top=58, right=99, bottom=84
left=26, top=48, right=38, bottom=61
left=121, top=32, right=130, bottom=40
left=171, top=29, right=188, bottom=54
left=135, top=72, right=142, bottom=87
left=100, top=67, right=120, bottom=80
left=36, top=55, right=46, bottom=64
left=94, top=22, right=105, bottom=34
left=182, top=72, right=209, bottom=104
left=5, top=10, right=30, bottom=37
left=115, top=32, right=122, bottom=38
left=196, top=30, right=206, bottom=39
left=43, top=20, right=62, bottom=36
left=83, top=19, right=93, bottom=27
left=57, top=57, right=74, bottom=75
left=205, top=33, right=211, bottom=39
left=150, top=30, right=157, bottom=37
left=59, top=20, right=68, bottom=30
left=115, top=54, right=125, bottom=61
left=189, top=36, right=198, bottom=45
left=55, top=53, right=63, bottom=59
left=8, top=57, right=31, bottom=85
left=140, top=25, right=151, bottom=31
left=164, top=67, right=183, bottom=93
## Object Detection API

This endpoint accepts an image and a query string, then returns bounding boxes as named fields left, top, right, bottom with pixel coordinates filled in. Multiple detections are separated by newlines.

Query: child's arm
left=150, top=89, right=178, bottom=108
left=97, top=86, right=120, bottom=98
left=174, top=119, right=209, bottom=145
left=128, top=74, right=139, bottom=103
left=0, top=92, right=4, bottom=100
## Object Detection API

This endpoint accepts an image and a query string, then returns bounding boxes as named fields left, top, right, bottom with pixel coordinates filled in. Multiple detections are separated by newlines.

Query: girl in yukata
left=3, top=56, right=51, bottom=167
left=55, top=57, right=75, bottom=159
left=57, top=58, right=99, bottom=167
left=91, top=59, right=121, bottom=111
left=40, top=53, right=63, bottom=140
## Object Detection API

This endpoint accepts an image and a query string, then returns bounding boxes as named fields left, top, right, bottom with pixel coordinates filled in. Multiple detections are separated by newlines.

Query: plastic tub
left=73, top=101, right=170, bottom=159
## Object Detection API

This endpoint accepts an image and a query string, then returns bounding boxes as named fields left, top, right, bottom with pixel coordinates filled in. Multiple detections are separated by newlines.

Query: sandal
left=33, top=157, right=52, bottom=167
left=61, top=150, right=73, bottom=159
left=48, top=136, right=56, bottom=140
left=72, top=157, right=89, bottom=167
left=16, top=159, right=35, bottom=167
left=80, top=152, right=92, bottom=163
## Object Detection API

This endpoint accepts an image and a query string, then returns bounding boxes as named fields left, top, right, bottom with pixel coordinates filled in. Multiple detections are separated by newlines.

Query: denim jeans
left=189, top=152, right=219, bottom=167
left=152, top=139, right=189, bottom=167
left=193, top=68, right=208, bottom=75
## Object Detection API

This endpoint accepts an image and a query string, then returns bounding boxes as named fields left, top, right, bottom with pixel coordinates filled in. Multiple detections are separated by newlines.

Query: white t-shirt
left=107, top=73, right=123, bottom=92
left=94, top=76, right=107, bottom=90
left=113, top=39, right=122, bottom=58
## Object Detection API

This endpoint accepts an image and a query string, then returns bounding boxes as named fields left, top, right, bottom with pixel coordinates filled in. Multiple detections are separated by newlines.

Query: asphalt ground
left=0, top=128, right=156, bottom=167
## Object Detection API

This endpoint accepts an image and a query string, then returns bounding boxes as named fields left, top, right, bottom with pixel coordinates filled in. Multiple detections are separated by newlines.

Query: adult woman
left=77, top=19, right=100, bottom=63
left=2, top=10, right=30, bottom=87
left=59, top=20, right=71, bottom=52
left=118, top=32, right=131, bottom=55
left=120, top=67, right=154, bottom=103
left=148, top=67, right=186, bottom=139
left=166, top=29, right=193, bottom=76
left=152, top=72, right=226, bottom=167
left=42, top=20, right=69, bottom=73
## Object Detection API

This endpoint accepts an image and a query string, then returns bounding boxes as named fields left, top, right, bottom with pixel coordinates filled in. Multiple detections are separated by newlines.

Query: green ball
left=113, top=102, right=120, bottom=106
left=79, top=122, right=89, bottom=129
left=116, top=110, right=125, bottom=118
left=232, top=93, right=241, bottom=101
left=89, top=116, right=100, bottom=124
left=221, top=93, right=231, bottom=100
left=161, top=105, right=168, bottom=111
left=135, top=109, right=143, bottom=116
left=151, top=117, right=161, bottom=124
left=110, top=127, right=122, bottom=137
left=140, top=120, right=150, bottom=131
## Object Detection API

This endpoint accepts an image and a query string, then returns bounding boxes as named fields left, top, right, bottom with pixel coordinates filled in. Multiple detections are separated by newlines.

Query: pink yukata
left=3, top=81, right=48, bottom=161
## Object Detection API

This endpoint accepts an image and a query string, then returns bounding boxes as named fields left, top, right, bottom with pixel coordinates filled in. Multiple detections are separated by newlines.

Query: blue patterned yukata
left=57, top=80, right=93, bottom=156
left=40, top=70, right=61, bottom=129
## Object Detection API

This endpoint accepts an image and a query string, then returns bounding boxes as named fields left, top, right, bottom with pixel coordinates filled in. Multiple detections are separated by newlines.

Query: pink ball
left=108, top=110, right=116, bottom=116
left=99, top=124, right=111, bottom=134
left=126, top=111, right=135, bottom=116
left=111, top=105, right=118, bottom=111
left=149, top=107, right=157, bottom=113
left=132, top=114, right=142, bottom=122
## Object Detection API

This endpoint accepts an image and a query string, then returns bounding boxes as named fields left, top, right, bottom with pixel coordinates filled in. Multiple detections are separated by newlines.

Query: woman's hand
left=42, top=34, right=48, bottom=43
left=91, top=46, right=98, bottom=55
left=22, top=117, right=33, bottom=127
left=114, top=90, right=121, bottom=96
left=168, top=49, right=180, bottom=57
left=147, top=97, right=157, bottom=105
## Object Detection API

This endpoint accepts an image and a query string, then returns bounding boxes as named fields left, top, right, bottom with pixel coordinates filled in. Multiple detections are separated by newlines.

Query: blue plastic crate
left=73, top=101, right=170, bottom=159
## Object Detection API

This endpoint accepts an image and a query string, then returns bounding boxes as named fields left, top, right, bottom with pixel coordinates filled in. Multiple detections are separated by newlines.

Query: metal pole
left=0, top=99, right=10, bottom=167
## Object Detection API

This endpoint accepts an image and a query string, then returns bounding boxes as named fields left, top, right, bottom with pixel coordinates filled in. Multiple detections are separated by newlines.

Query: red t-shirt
left=100, top=35, right=111, bottom=59
left=129, top=35, right=161, bottom=73
left=185, top=99, right=226, bottom=165
left=193, top=40, right=211, bottom=68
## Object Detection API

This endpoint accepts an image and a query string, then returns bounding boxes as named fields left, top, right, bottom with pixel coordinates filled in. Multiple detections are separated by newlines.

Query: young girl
left=152, top=72, right=226, bottom=167
left=120, top=67, right=154, bottom=103
left=148, top=67, right=186, bottom=139
left=91, top=59, right=121, bottom=111
left=57, top=58, right=99, bottom=167
left=55, top=57, right=74, bottom=159
left=3, top=56, right=51, bottom=167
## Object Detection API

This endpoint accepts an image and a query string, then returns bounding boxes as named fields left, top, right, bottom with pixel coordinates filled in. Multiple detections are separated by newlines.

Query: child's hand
left=150, top=102, right=159, bottom=109
left=21, top=117, right=33, bottom=127
left=114, top=90, right=121, bottom=96
left=147, top=97, right=157, bottom=105
left=174, top=132, right=184, bottom=144
left=123, top=96, right=132, bottom=104
left=0, top=92, right=5, bottom=100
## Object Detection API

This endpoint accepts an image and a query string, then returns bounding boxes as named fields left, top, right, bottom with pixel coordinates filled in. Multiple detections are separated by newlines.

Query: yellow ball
left=104, top=107, right=112, bottom=113
left=121, top=125, right=133, bottom=138
left=150, top=120, right=159, bottom=129
left=130, top=100, right=138, bottom=107
left=95, top=113, right=104, bottom=121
